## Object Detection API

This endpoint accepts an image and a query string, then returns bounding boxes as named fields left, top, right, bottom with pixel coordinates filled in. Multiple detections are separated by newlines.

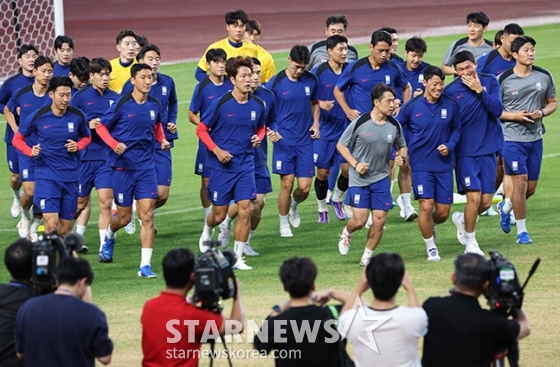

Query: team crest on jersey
left=385, top=75, right=391, bottom=84
left=150, top=110, right=156, bottom=120
left=441, top=109, right=447, bottom=119
left=536, top=82, right=542, bottom=91
left=387, top=134, right=393, bottom=143
left=68, top=122, right=74, bottom=132
left=251, top=111, right=256, bottom=121
left=418, top=74, right=424, bottom=83
left=109, top=100, right=114, bottom=106
left=162, top=86, right=167, bottom=95
left=305, top=86, right=310, bottom=96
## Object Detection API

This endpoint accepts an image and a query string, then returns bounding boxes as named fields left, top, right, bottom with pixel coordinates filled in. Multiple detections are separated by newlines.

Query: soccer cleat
left=465, top=242, right=485, bottom=256
left=451, top=211, right=467, bottom=246
left=10, top=198, right=21, bottom=218
left=330, top=200, right=347, bottom=221
left=218, top=221, right=232, bottom=249
left=485, top=205, right=499, bottom=216
left=199, top=228, right=212, bottom=252
left=396, top=195, right=405, bottom=218
left=497, top=202, right=511, bottom=234
left=77, top=245, right=89, bottom=254
left=318, top=211, right=329, bottom=224
left=427, top=247, right=441, bottom=262
left=404, top=206, right=418, bottom=222
left=125, top=218, right=136, bottom=235
left=17, top=218, right=30, bottom=238
left=29, top=232, right=38, bottom=242
left=97, top=237, right=115, bottom=263
left=365, top=213, right=373, bottom=229
left=288, top=207, right=301, bottom=228
left=516, top=232, right=533, bottom=245
left=338, top=233, right=351, bottom=255
left=243, top=244, right=259, bottom=256
left=138, top=265, right=157, bottom=278
left=233, top=257, right=253, bottom=270
left=359, top=256, right=371, bottom=267
left=279, top=226, right=293, bottom=238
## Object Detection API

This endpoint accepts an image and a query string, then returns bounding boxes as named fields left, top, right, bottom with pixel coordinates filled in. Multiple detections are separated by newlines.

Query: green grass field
left=1, top=24, right=559, bottom=366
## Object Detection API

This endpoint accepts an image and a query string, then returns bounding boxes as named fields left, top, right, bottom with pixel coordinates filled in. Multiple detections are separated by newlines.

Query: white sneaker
left=451, top=211, right=467, bottom=246
left=465, top=241, right=485, bottom=256
left=17, top=218, right=30, bottom=238
left=427, top=247, right=441, bottom=262
left=396, top=195, right=405, bottom=218
left=243, top=244, right=259, bottom=256
left=359, top=256, right=371, bottom=267
left=11, top=198, right=21, bottom=218
left=125, top=212, right=136, bottom=234
left=218, top=221, right=232, bottom=249
left=338, top=233, right=351, bottom=255
left=288, top=207, right=301, bottom=228
left=344, top=204, right=353, bottom=219
left=29, top=231, right=38, bottom=242
left=365, top=213, right=373, bottom=229
left=199, top=228, right=212, bottom=252
left=485, top=206, right=499, bottom=216
left=280, top=226, right=293, bottom=238
left=404, top=205, right=418, bottom=221
left=234, top=257, right=253, bottom=270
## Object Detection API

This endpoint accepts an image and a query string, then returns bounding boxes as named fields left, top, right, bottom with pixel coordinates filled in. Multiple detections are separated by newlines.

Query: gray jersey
left=306, top=40, right=358, bottom=71
left=443, top=37, right=493, bottom=65
left=499, top=66, right=556, bottom=142
left=339, top=113, right=406, bottom=187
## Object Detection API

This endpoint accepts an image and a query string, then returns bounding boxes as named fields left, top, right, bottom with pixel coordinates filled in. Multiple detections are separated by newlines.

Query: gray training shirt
left=306, top=40, right=359, bottom=71
left=338, top=113, right=406, bottom=187
left=443, top=37, right=493, bottom=65
left=499, top=66, right=556, bottom=142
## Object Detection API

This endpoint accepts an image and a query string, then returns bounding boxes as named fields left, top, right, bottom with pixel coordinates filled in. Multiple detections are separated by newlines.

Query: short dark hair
left=454, top=253, right=489, bottom=291
left=4, top=239, right=33, bottom=280
left=378, top=27, right=397, bottom=34
left=511, top=36, right=536, bottom=54
left=225, top=9, right=249, bottom=25
left=89, top=57, right=112, bottom=74
left=405, top=36, right=427, bottom=53
left=116, top=29, right=137, bottom=45
left=131, top=63, right=152, bottom=78
left=466, top=11, right=489, bottom=27
left=57, top=257, right=94, bottom=286
left=136, top=34, right=149, bottom=48
left=206, top=48, right=227, bottom=63
left=48, top=76, right=74, bottom=92
left=371, top=82, right=395, bottom=101
left=251, top=57, right=261, bottom=66
left=370, top=30, right=393, bottom=47
left=34, top=56, right=54, bottom=69
left=326, top=14, right=348, bottom=29
left=289, top=45, right=310, bottom=64
left=163, top=248, right=195, bottom=288
left=137, top=44, right=161, bottom=62
left=493, top=30, right=504, bottom=47
left=503, top=23, right=524, bottom=37
left=326, top=35, right=348, bottom=50
left=366, top=253, right=405, bottom=301
left=246, top=19, right=261, bottom=34
left=423, top=65, right=445, bottom=81
left=54, top=35, right=74, bottom=50
left=70, top=57, right=90, bottom=82
left=225, top=56, right=253, bottom=79
left=452, top=50, right=476, bottom=66
left=17, top=44, right=39, bottom=58
left=279, top=257, right=317, bottom=298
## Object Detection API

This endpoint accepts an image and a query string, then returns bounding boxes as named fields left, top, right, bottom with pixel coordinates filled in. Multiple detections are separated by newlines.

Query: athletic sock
left=290, top=196, right=298, bottom=210
left=502, top=198, right=513, bottom=214
left=362, top=248, right=373, bottom=259
left=279, top=214, right=289, bottom=227
left=106, top=226, right=116, bottom=240
left=99, top=229, right=107, bottom=251
left=140, top=248, right=153, bottom=267
left=234, top=241, right=245, bottom=261
left=75, top=225, right=87, bottom=236
left=203, top=206, right=211, bottom=219
left=343, top=226, right=353, bottom=237
left=332, top=188, right=345, bottom=202
left=457, top=211, right=465, bottom=224
left=516, top=219, right=527, bottom=234
left=317, top=199, right=328, bottom=212
left=222, top=215, right=232, bottom=228
left=247, top=230, right=255, bottom=243
left=423, top=236, right=436, bottom=250
left=401, top=193, right=412, bottom=208
left=13, top=189, right=21, bottom=201
left=465, top=231, right=476, bottom=244
left=30, top=218, right=41, bottom=234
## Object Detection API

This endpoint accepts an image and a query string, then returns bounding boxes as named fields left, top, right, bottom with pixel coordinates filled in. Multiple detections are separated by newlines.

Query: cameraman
left=0, top=239, right=36, bottom=367
left=14, top=257, right=113, bottom=366
left=422, top=253, right=531, bottom=367
left=141, top=248, right=244, bottom=366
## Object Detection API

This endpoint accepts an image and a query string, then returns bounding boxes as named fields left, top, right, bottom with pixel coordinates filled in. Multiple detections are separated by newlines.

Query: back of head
left=510, top=35, right=536, bottom=54
left=370, top=30, right=393, bottom=47
left=452, top=50, right=476, bottom=66
left=493, top=30, right=504, bottom=47
left=454, top=253, right=489, bottom=292
left=57, top=257, right=94, bottom=286
left=5, top=239, right=33, bottom=281
left=289, top=45, right=311, bottom=64
left=366, top=253, right=405, bottom=300
left=405, top=36, right=427, bottom=53
left=466, top=11, right=489, bottom=27
left=136, top=34, right=149, bottom=48
left=225, top=9, right=249, bottom=25
left=378, top=27, right=397, bottom=35
left=325, top=14, right=348, bottom=29
left=163, top=248, right=195, bottom=288
left=206, top=48, right=227, bottom=63
left=326, top=35, right=348, bottom=50
left=280, top=257, right=317, bottom=298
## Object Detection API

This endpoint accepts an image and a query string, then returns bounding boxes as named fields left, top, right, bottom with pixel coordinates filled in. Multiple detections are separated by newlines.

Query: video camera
left=193, top=241, right=237, bottom=312
left=31, top=232, right=85, bottom=294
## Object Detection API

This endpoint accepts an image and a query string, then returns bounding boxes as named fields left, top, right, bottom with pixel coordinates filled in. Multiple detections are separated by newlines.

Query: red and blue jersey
left=443, top=73, right=503, bottom=157
left=253, top=86, right=277, bottom=168
left=0, top=73, right=35, bottom=144
left=476, top=49, right=516, bottom=76
left=53, top=62, right=71, bottom=77
left=70, top=85, right=120, bottom=161
left=190, top=77, right=232, bottom=116
left=312, top=62, right=348, bottom=141
left=397, top=95, right=462, bottom=172
left=265, top=70, right=318, bottom=146
left=7, top=85, right=51, bottom=149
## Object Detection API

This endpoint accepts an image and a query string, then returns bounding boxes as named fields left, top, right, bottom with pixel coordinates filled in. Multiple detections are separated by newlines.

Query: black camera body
left=485, top=251, right=523, bottom=316
left=193, top=241, right=237, bottom=312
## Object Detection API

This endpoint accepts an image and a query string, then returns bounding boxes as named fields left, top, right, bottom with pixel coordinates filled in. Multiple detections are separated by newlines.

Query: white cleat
left=199, top=228, right=212, bottom=252
left=338, top=233, right=351, bottom=255
left=243, top=244, right=259, bottom=256
left=451, top=211, right=467, bottom=246
left=11, top=198, right=21, bottom=219
left=125, top=212, right=136, bottom=235
left=288, top=207, right=301, bottom=228
left=465, top=242, right=485, bottom=256
left=485, top=205, right=499, bottom=216
left=280, top=226, right=293, bottom=238
left=396, top=195, right=405, bottom=218
left=404, top=206, right=418, bottom=222
left=427, top=247, right=441, bottom=262
left=218, top=221, right=232, bottom=249
left=359, top=256, right=371, bottom=267
left=233, top=257, right=253, bottom=270
left=17, top=218, right=30, bottom=238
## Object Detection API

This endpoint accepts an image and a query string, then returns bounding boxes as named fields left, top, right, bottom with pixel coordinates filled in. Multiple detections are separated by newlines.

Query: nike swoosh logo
left=23, top=103, right=32, bottom=107
left=208, top=95, right=216, bottom=99
left=128, top=113, right=135, bottom=117
left=365, top=133, right=372, bottom=137
left=456, top=94, right=464, bottom=99
left=361, top=78, right=369, bottom=83
left=87, top=101, right=94, bottom=105
left=326, top=84, right=333, bottom=88
left=151, top=192, right=157, bottom=195
left=43, top=125, right=52, bottom=129
left=282, top=91, right=290, bottom=95
left=415, top=113, right=423, bottom=117
left=228, top=113, right=235, bottom=117
left=496, top=70, right=503, bottom=74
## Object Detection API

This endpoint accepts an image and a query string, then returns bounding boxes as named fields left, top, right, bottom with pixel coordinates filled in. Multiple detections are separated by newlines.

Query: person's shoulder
left=302, top=70, right=318, bottom=82
left=310, top=40, right=327, bottom=53
left=109, top=58, right=120, bottom=67
left=532, top=65, right=554, bottom=79
left=2, top=72, right=24, bottom=87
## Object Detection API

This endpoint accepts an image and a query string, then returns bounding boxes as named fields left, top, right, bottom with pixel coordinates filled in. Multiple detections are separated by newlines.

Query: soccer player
left=70, top=57, right=119, bottom=252
left=402, top=37, right=431, bottom=97
left=4, top=56, right=53, bottom=239
left=441, top=12, right=493, bottom=76
left=0, top=45, right=38, bottom=219
left=108, top=29, right=138, bottom=93
left=96, top=64, right=170, bottom=278
left=69, top=57, right=90, bottom=94
left=307, top=14, right=359, bottom=70
left=266, top=45, right=319, bottom=237
left=196, top=56, right=266, bottom=270
left=477, top=23, right=524, bottom=76
left=497, top=36, right=557, bottom=244
left=312, top=35, right=350, bottom=223
left=243, top=18, right=276, bottom=82
left=195, top=10, right=258, bottom=82
left=189, top=48, right=231, bottom=223
left=135, top=34, right=149, bottom=56
left=12, top=76, right=91, bottom=236
left=53, top=35, right=74, bottom=77
left=397, top=66, right=461, bottom=261
left=493, top=30, right=504, bottom=49
left=379, top=27, right=404, bottom=63
left=337, top=83, right=407, bottom=266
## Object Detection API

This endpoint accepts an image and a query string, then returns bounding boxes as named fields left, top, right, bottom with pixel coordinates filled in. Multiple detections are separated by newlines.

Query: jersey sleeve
left=336, top=63, right=354, bottom=92
left=78, top=112, right=91, bottom=138
left=481, top=76, right=503, bottom=118
left=394, top=122, right=407, bottom=150
left=91, top=309, right=114, bottom=358
left=442, top=41, right=457, bottom=66
left=189, top=84, right=202, bottom=114
left=18, top=112, right=36, bottom=137
left=266, top=95, right=278, bottom=131
left=338, top=119, right=357, bottom=148
left=199, top=99, right=220, bottom=129
left=445, top=102, right=462, bottom=151
left=6, top=93, right=18, bottom=112
left=546, top=74, right=557, bottom=99
left=100, top=100, right=120, bottom=130
left=167, top=79, right=178, bottom=122
left=476, top=54, right=488, bottom=73
left=0, top=80, right=12, bottom=111
left=395, top=64, right=409, bottom=89
left=396, top=100, right=412, bottom=129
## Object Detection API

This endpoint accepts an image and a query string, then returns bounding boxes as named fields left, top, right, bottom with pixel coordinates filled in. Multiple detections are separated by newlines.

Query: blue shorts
left=19, top=155, right=35, bottom=182
left=412, top=170, right=453, bottom=204
left=502, top=140, right=543, bottom=181
left=112, top=168, right=157, bottom=207
left=155, top=149, right=172, bottom=186
left=313, top=140, right=344, bottom=169
left=273, top=142, right=315, bottom=177
left=194, top=141, right=208, bottom=177
left=6, top=144, right=19, bottom=174
left=347, top=177, right=393, bottom=210
left=208, top=169, right=256, bottom=206
left=34, top=179, right=78, bottom=220
left=255, top=165, right=272, bottom=194
left=456, top=154, right=497, bottom=195
left=79, top=160, right=112, bottom=197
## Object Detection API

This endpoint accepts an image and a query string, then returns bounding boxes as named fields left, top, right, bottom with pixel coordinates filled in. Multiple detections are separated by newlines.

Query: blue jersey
left=7, top=85, right=51, bottom=148
left=265, top=70, right=318, bottom=146
left=18, top=105, right=90, bottom=181
left=70, top=85, right=120, bottom=161
left=253, top=86, right=277, bottom=168
left=476, top=49, right=516, bottom=76
left=312, top=62, right=348, bottom=141
left=53, top=62, right=71, bottom=77
left=121, top=73, right=179, bottom=144
left=201, top=92, right=266, bottom=172
left=443, top=73, right=503, bottom=157
left=0, top=73, right=35, bottom=143
left=100, top=94, right=163, bottom=170
left=397, top=95, right=461, bottom=172
left=190, top=77, right=233, bottom=116
left=337, top=58, right=408, bottom=114
left=400, top=61, right=431, bottom=93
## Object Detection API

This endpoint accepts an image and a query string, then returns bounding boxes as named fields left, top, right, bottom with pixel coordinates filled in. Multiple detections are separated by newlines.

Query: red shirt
left=141, top=291, right=224, bottom=367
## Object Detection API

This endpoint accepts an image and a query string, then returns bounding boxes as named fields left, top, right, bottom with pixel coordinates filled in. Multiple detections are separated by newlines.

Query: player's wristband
left=401, top=156, right=407, bottom=164
left=540, top=109, right=546, bottom=117
left=353, top=162, right=358, bottom=170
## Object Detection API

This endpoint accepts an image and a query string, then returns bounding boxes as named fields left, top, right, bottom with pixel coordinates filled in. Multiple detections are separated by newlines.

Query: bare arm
left=514, top=309, right=531, bottom=341
left=97, top=355, right=112, bottom=365
left=219, top=280, right=244, bottom=335
left=441, top=64, right=457, bottom=76
left=188, top=110, right=200, bottom=126
left=402, top=82, right=412, bottom=103
left=3, top=105, right=18, bottom=133
left=401, top=271, right=420, bottom=307
left=340, top=269, right=369, bottom=315
left=334, top=86, right=361, bottom=121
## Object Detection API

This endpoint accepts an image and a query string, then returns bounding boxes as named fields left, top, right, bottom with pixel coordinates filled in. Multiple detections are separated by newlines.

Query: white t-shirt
left=338, top=305, right=427, bottom=367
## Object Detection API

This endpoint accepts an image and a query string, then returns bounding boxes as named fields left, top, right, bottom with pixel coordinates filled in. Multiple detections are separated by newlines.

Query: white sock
left=106, top=226, right=116, bottom=240
left=140, top=248, right=153, bottom=267
left=516, top=219, right=527, bottom=234
left=332, top=188, right=345, bottom=202
left=222, top=215, right=232, bottom=228
left=99, top=229, right=107, bottom=250
left=279, top=214, right=289, bottom=227
left=22, top=208, right=30, bottom=220
left=317, top=199, right=328, bottom=212
left=290, top=197, right=298, bottom=210
left=30, top=218, right=41, bottom=233
left=465, top=231, right=476, bottom=244
left=203, top=206, right=212, bottom=219
left=75, top=225, right=87, bottom=235
left=362, top=248, right=373, bottom=259
left=401, top=193, right=412, bottom=207
left=423, top=236, right=436, bottom=250
left=234, top=241, right=245, bottom=262
left=343, top=226, right=353, bottom=237
left=502, top=198, right=512, bottom=214
left=203, top=224, right=213, bottom=237
left=248, top=230, right=255, bottom=243
left=13, top=189, right=22, bottom=201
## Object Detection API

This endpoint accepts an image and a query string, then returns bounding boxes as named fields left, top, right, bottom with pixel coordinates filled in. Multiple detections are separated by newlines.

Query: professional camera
left=32, top=232, right=85, bottom=294
left=193, top=241, right=237, bottom=312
